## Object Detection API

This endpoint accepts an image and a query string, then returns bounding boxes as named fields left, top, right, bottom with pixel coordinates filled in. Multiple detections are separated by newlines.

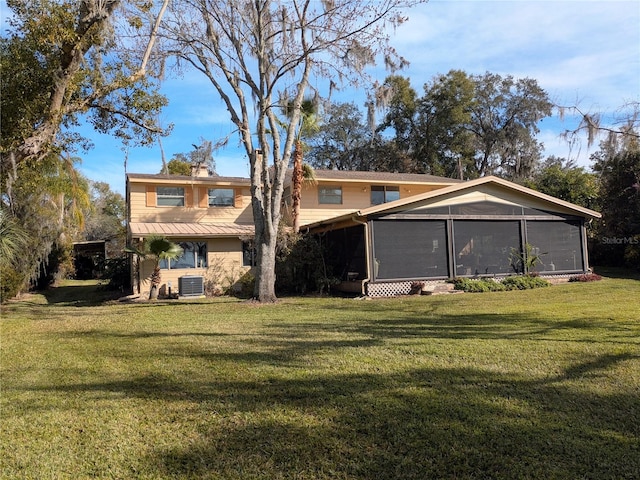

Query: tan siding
left=131, top=177, right=451, bottom=232
left=129, top=182, right=253, bottom=224
left=297, top=181, right=450, bottom=226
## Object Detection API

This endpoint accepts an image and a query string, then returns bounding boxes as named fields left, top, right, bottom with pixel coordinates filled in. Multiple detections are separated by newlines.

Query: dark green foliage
left=165, top=158, right=192, bottom=175
left=0, top=266, right=24, bottom=303
left=308, top=71, right=552, bottom=180
left=82, top=181, right=126, bottom=257
left=454, top=275, right=550, bottom=292
left=525, top=157, right=599, bottom=210
left=453, top=278, right=506, bottom=292
left=501, top=275, right=550, bottom=290
left=276, top=233, right=340, bottom=295
left=590, top=141, right=640, bottom=269
left=101, top=256, right=131, bottom=292
left=235, top=271, right=256, bottom=299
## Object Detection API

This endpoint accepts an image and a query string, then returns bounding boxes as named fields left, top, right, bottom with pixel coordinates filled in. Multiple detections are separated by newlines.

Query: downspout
left=351, top=215, right=370, bottom=296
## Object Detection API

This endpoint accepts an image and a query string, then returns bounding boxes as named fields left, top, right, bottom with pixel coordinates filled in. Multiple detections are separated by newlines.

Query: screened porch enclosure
left=369, top=216, right=586, bottom=282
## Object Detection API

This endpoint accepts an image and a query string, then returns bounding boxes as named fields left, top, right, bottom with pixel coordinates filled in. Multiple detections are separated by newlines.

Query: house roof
left=302, top=175, right=601, bottom=229
left=127, top=170, right=460, bottom=188
left=303, top=169, right=461, bottom=185
left=127, top=173, right=251, bottom=186
left=129, top=222, right=255, bottom=238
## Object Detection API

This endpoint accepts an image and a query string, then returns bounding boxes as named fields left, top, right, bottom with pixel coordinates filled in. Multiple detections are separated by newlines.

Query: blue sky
left=3, top=0, right=639, bottom=195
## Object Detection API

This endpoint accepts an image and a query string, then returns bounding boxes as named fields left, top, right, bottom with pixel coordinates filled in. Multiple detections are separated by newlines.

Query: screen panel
left=453, top=220, right=521, bottom=276
left=372, top=220, right=448, bottom=280
left=526, top=220, right=584, bottom=272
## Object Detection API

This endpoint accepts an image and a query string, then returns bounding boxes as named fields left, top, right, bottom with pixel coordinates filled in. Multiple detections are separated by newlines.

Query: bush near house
left=454, top=275, right=550, bottom=292
left=569, top=273, right=603, bottom=282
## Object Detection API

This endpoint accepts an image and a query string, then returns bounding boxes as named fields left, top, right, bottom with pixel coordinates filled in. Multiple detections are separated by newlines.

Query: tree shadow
left=39, top=282, right=124, bottom=306
left=27, top=354, right=639, bottom=479
left=20, top=315, right=639, bottom=480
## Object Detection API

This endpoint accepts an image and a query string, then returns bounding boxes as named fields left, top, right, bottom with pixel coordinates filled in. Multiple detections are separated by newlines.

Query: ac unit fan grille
left=179, top=276, right=204, bottom=296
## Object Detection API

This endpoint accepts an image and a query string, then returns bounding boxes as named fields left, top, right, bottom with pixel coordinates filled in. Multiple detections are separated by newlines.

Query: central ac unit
left=178, top=275, right=204, bottom=296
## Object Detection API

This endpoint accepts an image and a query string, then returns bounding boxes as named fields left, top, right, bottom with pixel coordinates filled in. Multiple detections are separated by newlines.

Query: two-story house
left=126, top=167, right=600, bottom=297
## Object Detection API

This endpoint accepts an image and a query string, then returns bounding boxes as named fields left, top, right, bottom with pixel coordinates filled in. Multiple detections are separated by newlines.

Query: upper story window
left=371, top=185, right=400, bottom=205
left=157, top=187, right=185, bottom=206
left=209, top=188, right=235, bottom=207
left=318, top=186, right=342, bottom=205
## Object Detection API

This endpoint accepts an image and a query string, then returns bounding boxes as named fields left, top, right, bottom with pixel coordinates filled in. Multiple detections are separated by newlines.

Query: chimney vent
left=191, top=164, right=209, bottom=177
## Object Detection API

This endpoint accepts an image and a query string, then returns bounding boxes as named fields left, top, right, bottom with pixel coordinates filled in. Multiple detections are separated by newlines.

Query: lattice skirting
left=366, top=280, right=447, bottom=297
left=365, top=275, right=575, bottom=297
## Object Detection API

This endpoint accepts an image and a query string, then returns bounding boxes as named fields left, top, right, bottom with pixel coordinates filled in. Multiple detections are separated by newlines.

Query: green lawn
left=1, top=274, right=639, bottom=479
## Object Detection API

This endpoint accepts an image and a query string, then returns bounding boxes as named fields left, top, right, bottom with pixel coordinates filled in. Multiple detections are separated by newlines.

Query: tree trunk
left=250, top=150, right=283, bottom=303
left=149, top=265, right=161, bottom=300
left=253, top=232, right=278, bottom=302
left=291, top=140, right=304, bottom=233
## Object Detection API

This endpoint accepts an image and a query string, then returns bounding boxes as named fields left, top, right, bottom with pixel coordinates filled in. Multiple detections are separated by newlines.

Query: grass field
left=1, top=272, right=639, bottom=479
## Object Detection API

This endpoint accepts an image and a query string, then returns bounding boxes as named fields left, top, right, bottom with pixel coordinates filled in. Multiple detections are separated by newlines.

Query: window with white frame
left=159, top=242, right=207, bottom=269
left=318, top=186, right=342, bottom=204
left=371, top=185, right=400, bottom=205
left=157, top=187, right=185, bottom=206
left=208, top=188, right=235, bottom=207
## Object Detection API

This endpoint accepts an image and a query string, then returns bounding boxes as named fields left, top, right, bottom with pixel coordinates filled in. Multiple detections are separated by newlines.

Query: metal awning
left=129, top=222, right=254, bottom=238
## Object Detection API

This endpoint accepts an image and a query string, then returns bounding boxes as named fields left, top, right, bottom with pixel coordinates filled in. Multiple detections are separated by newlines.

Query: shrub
left=276, top=232, right=339, bottom=295
left=101, top=256, right=130, bottom=291
left=453, top=278, right=506, bottom=293
left=236, top=271, right=255, bottom=298
left=501, top=275, right=550, bottom=290
left=0, top=266, right=24, bottom=303
left=569, top=273, right=603, bottom=282
left=204, top=258, right=246, bottom=296
left=453, top=276, right=550, bottom=293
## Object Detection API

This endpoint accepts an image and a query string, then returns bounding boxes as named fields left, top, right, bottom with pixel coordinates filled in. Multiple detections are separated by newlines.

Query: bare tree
left=558, top=101, right=640, bottom=150
left=160, top=0, right=421, bottom=301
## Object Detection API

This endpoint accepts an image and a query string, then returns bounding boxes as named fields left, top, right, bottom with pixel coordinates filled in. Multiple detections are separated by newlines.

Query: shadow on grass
left=37, top=281, right=243, bottom=308
left=40, top=282, right=124, bottom=306
left=593, top=266, right=640, bottom=280
left=29, top=353, right=640, bottom=479
left=7, top=288, right=640, bottom=478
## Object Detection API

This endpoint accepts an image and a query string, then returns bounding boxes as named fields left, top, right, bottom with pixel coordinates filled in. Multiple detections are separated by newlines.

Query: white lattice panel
left=366, top=280, right=451, bottom=297
left=366, top=281, right=413, bottom=297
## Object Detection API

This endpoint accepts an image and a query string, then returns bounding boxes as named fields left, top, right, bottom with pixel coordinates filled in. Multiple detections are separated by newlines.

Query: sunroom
left=305, top=176, right=601, bottom=297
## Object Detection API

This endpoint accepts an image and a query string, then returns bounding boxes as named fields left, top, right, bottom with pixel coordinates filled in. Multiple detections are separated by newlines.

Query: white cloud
left=392, top=0, right=640, bottom=113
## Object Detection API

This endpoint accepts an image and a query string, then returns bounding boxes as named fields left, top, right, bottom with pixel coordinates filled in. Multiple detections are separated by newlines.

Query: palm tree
left=0, top=209, right=28, bottom=270
left=283, top=97, right=320, bottom=233
left=127, top=235, right=183, bottom=300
